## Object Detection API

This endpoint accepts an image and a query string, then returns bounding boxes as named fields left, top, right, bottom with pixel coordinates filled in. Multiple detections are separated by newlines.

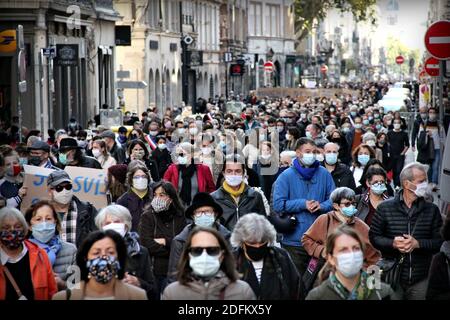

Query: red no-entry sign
left=396, top=56, right=404, bottom=64
left=320, top=65, right=328, bottom=73
left=424, top=57, right=440, bottom=77
left=264, top=61, right=274, bottom=72
left=424, top=20, right=450, bottom=60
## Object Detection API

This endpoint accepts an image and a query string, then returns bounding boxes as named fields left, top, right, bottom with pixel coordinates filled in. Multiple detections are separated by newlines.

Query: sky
left=375, top=0, right=431, bottom=54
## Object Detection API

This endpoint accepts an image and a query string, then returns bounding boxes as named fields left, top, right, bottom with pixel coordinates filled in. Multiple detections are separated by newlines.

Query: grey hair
left=280, top=150, right=297, bottom=159
left=178, top=142, right=194, bottom=154
left=400, top=162, right=429, bottom=184
left=95, top=204, right=132, bottom=231
left=362, top=132, right=376, bottom=143
left=330, top=187, right=356, bottom=205
left=230, top=213, right=276, bottom=247
left=324, top=142, right=340, bottom=152
left=0, top=207, right=29, bottom=235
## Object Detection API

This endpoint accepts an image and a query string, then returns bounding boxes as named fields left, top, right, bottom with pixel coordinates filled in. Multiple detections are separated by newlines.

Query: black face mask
left=244, top=243, right=269, bottom=261
left=29, top=156, right=43, bottom=166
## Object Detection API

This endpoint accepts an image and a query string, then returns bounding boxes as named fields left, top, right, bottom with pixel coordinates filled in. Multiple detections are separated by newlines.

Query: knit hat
left=108, top=164, right=128, bottom=184
left=185, top=192, right=223, bottom=218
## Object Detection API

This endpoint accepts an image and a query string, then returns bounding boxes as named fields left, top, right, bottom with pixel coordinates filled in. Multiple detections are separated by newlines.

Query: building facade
left=0, top=0, right=119, bottom=133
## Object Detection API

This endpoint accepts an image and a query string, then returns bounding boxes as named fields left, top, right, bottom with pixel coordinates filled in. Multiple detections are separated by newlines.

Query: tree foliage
left=294, top=0, right=377, bottom=42
left=386, top=36, right=420, bottom=75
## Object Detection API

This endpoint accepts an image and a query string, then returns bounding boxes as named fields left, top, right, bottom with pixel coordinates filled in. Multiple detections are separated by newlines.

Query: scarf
left=29, top=235, right=62, bottom=266
left=124, top=232, right=141, bottom=257
left=329, top=271, right=372, bottom=300
left=131, top=187, right=148, bottom=199
left=179, top=164, right=196, bottom=205
left=293, top=158, right=319, bottom=181
left=222, top=181, right=245, bottom=204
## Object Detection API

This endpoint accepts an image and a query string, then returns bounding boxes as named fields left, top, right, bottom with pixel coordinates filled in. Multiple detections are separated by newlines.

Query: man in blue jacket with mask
left=273, top=137, right=335, bottom=276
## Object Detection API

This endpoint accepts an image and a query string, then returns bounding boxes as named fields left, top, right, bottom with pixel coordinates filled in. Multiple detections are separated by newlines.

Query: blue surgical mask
left=32, top=222, right=56, bottom=244
left=58, top=153, right=68, bottom=165
left=325, top=153, right=338, bottom=165
left=341, top=205, right=357, bottom=217
left=358, top=154, right=370, bottom=166
left=305, top=131, right=313, bottom=139
left=371, top=183, right=387, bottom=195
left=301, top=153, right=316, bottom=166
left=194, top=214, right=215, bottom=228
left=19, top=157, right=28, bottom=166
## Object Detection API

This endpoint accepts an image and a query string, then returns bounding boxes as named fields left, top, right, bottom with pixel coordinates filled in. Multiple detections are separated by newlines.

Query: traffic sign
left=395, top=55, right=404, bottom=64
left=424, top=57, right=440, bottom=77
left=42, top=47, right=56, bottom=58
left=320, top=64, right=328, bottom=73
left=424, top=20, right=450, bottom=59
left=116, top=80, right=148, bottom=89
left=224, top=52, right=232, bottom=62
left=264, top=61, right=274, bottom=72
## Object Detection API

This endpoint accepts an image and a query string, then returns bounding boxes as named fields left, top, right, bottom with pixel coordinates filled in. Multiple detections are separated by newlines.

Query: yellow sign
left=0, top=29, right=17, bottom=53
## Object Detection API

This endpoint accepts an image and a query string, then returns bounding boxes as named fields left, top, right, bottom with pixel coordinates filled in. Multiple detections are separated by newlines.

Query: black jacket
left=117, top=190, right=152, bottom=232
left=72, top=196, right=98, bottom=248
left=234, top=246, right=302, bottom=300
left=211, top=184, right=266, bottom=232
left=328, top=162, right=356, bottom=191
left=167, top=223, right=231, bottom=283
left=138, top=206, right=187, bottom=276
left=425, top=250, right=450, bottom=300
left=150, top=148, right=172, bottom=179
left=110, top=142, right=126, bottom=164
left=126, top=245, right=157, bottom=299
left=369, top=192, right=443, bottom=286
left=56, top=155, right=102, bottom=170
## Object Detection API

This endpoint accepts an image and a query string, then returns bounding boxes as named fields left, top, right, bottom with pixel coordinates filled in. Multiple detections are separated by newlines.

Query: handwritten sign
left=21, top=165, right=108, bottom=212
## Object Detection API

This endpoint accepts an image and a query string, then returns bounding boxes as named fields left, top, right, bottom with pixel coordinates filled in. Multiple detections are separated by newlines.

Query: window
left=249, top=2, right=262, bottom=36
left=149, top=0, right=160, bottom=28
left=266, top=4, right=280, bottom=37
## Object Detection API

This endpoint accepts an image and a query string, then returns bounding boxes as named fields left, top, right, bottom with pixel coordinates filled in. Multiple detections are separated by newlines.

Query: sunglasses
left=189, top=246, right=221, bottom=257
left=54, top=184, right=73, bottom=192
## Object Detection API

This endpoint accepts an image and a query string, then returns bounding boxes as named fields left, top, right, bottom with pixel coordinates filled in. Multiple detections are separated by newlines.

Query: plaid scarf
left=58, top=200, right=78, bottom=245
left=329, top=271, right=372, bottom=300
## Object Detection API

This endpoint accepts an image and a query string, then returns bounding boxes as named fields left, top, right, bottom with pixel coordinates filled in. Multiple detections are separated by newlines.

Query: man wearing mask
left=28, top=140, right=59, bottom=170
left=411, top=106, right=428, bottom=152
left=387, top=118, right=409, bottom=188
left=370, top=162, right=443, bottom=300
left=99, top=130, right=126, bottom=164
left=244, top=107, right=261, bottom=133
left=273, top=138, right=335, bottom=276
left=56, top=138, right=101, bottom=169
left=0, top=150, right=27, bottom=208
left=305, top=124, right=329, bottom=149
left=166, top=192, right=230, bottom=283
left=350, top=116, right=365, bottom=152
left=323, top=142, right=356, bottom=190
left=47, top=171, right=98, bottom=247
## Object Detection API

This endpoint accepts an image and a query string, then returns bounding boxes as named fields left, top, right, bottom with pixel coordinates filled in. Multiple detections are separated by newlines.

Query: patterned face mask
left=151, top=197, right=171, bottom=213
left=86, top=255, right=121, bottom=284
left=0, top=230, right=26, bottom=250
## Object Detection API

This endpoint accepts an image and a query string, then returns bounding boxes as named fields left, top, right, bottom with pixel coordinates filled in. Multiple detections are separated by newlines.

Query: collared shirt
left=58, top=200, right=78, bottom=245
left=399, top=191, right=416, bottom=217
left=0, top=244, right=28, bottom=265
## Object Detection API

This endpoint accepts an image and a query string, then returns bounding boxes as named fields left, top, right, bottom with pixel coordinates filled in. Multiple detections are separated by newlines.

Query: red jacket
left=163, top=164, right=216, bottom=193
left=0, top=240, right=57, bottom=300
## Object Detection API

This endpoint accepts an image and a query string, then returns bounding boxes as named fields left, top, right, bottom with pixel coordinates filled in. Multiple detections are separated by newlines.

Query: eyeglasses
left=339, top=201, right=355, bottom=207
left=54, top=184, right=73, bottom=192
left=193, top=211, right=214, bottom=217
left=189, top=246, right=222, bottom=257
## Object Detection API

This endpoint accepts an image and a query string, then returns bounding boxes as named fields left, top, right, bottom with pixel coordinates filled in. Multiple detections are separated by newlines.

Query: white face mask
left=315, top=154, right=324, bottom=162
left=189, top=251, right=221, bottom=277
left=410, top=181, right=428, bottom=198
left=225, top=175, right=243, bottom=187
left=189, top=128, right=199, bottom=135
left=133, top=177, right=148, bottom=190
left=52, top=189, right=74, bottom=205
left=201, top=147, right=212, bottom=155
left=103, top=223, right=127, bottom=237
left=92, top=149, right=101, bottom=158
left=335, top=250, right=363, bottom=278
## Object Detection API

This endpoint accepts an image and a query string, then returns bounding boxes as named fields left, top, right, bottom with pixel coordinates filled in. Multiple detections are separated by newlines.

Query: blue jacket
left=273, top=165, right=335, bottom=247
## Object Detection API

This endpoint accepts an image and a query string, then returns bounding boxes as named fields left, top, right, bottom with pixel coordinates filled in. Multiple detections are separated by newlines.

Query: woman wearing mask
left=355, top=159, right=395, bottom=197
left=95, top=205, right=157, bottom=300
left=24, top=201, right=77, bottom=290
left=0, top=149, right=26, bottom=209
left=306, top=225, right=393, bottom=300
left=283, top=127, right=301, bottom=152
left=139, top=181, right=187, bottom=298
left=52, top=230, right=147, bottom=300
left=162, top=227, right=255, bottom=300
left=166, top=192, right=231, bottom=284
left=0, top=207, right=57, bottom=300
left=212, top=155, right=265, bottom=232
left=91, top=139, right=117, bottom=169
left=126, top=139, right=160, bottom=182
left=117, top=162, right=153, bottom=232
left=350, top=144, right=375, bottom=188
left=129, top=128, right=145, bottom=142
left=355, top=167, right=390, bottom=226
left=252, top=142, right=279, bottom=200
left=163, top=142, right=215, bottom=206
left=375, top=132, right=390, bottom=171
left=328, top=130, right=351, bottom=166
left=197, top=133, right=224, bottom=185
left=387, top=118, right=410, bottom=188
left=231, top=213, right=301, bottom=300
left=106, top=164, right=128, bottom=203
left=150, top=135, right=172, bottom=179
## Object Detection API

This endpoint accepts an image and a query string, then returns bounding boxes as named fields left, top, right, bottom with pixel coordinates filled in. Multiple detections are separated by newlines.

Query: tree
left=294, top=0, right=377, bottom=42
left=386, top=36, right=420, bottom=76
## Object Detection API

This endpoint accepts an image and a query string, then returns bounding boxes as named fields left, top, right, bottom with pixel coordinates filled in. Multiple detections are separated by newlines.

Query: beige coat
left=52, top=280, right=147, bottom=300
left=162, top=271, right=256, bottom=300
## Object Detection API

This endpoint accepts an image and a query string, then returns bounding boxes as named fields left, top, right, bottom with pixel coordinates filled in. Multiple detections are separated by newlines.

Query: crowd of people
left=0, top=80, right=448, bottom=301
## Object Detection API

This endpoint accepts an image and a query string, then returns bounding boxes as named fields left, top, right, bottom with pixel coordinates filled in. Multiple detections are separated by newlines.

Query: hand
left=123, top=273, right=141, bottom=287
left=393, top=236, right=406, bottom=252
left=306, top=200, right=317, bottom=213
left=402, top=234, right=420, bottom=253
left=18, top=187, right=27, bottom=198
left=310, top=201, right=321, bottom=213
left=154, top=238, right=166, bottom=246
